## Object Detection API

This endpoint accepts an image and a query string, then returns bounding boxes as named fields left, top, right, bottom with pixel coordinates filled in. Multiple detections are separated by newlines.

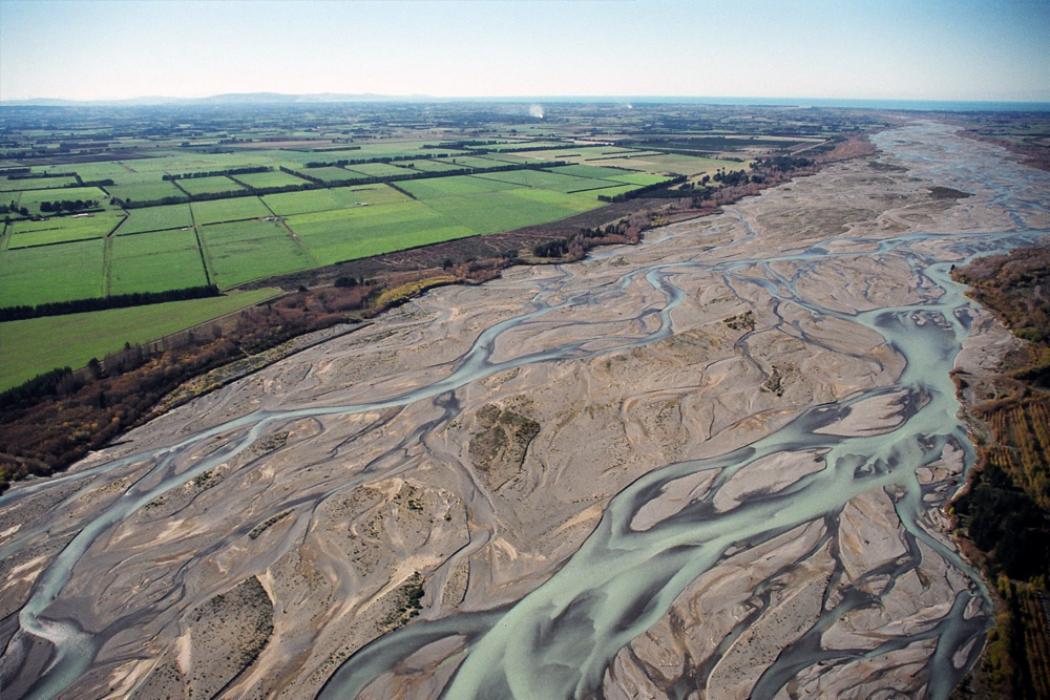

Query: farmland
left=118, top=203, right=193, bottom=234
left=346, top=162, right=417, bottom=178
left=262, top=184, right=405, bottom=215
left=174, top=175, right=246, bottom=196
left=0, top=238, right=105, bottom=306
left=109, top=228, right=209, bottom=295
left=108, top=180, right=186, bottom=203
left=201, top=219, right=313, bottom=288
left=15, top=186, right=111, bottom=215
left=0, top=100, right=860, bottom=388
left=9, top=211, right=124, bottom=247
left=232, top=169, right=308, bottom=189
left=300, top=166, right=367, bottom=183
left=0, top=287, right=278, bottom=390
left=0, top=175, right=78, bottom=192
left=191, top=196, right=271, bottom=225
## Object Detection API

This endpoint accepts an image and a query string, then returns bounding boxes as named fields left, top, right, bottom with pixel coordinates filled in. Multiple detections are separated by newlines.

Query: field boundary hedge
left=0, top=284, right=221, bottom=321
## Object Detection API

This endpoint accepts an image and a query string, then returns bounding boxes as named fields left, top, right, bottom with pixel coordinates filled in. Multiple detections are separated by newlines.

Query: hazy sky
left=1, top=0, right=1048, bottom=102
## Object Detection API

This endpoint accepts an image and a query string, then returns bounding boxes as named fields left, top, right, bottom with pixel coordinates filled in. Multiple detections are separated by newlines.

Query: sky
left=1, top=0, right=1048, bottom=103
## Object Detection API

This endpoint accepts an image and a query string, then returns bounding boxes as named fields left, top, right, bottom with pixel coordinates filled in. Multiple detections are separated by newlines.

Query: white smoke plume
left=528, top=104, right=545, bottom=119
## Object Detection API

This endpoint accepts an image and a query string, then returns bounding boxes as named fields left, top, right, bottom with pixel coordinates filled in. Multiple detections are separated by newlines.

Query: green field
left=108, top=180, right=186, bottom=203
left=474, top=169, right=619, bottom=193
left=403, top=159, right=463, bottom=173
left=16, top=186, right=111, bottom=215
left=233, top=170, right=309, bottom=189
left=0, top=288, right=279, bottom=390
left=417, top=187, right=602, bottom=233
left=286, top=202, right=474, bottom=265
left=191, top=197, right=271, bottom=225
left=589, top=153, right=745, bottom=176
left=346, top=162, right=416, bottom=178
left=8, top=211, right=125, bottom=248
left=175, top=176, right=246, bottom=196
left=262, top=184, right=408, bottom=216
left=438, top=155, right=512, bottom=169
left=582, top=183, right=639, bottom=199
left=110, top=228, right=209, bottom=295
left=0, top=175, right=79, bottom=192
left=201, top=219, right=313, bottom=288
left=549, top=164, right=669, bottom=186
left=300, top=166, right=365, bottom=183
left=476, top=140, right=568, bottom=152
left=0, top=238, right=105, bottom=306
left=118, top=203, right=193, bottom=234
left=69, top=161, right=133, bottom=182
left=396, top=175, right=518, bottom=199
left=491, top=145, right=611, bottom=163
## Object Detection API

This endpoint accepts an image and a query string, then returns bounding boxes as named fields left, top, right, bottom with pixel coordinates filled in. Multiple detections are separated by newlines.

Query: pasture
left=300, top=166, right=367, bottom=183
left=0, top=288, right=279, bottom=391
left=474, top=169, right=621, bottom=193
left=549, top=164, right=670, bottom=186
left=345, top=162, right=416, bottom=178
left=108, top=180, right=186, bottom=203
left=437, top=155, right=508, bottom=170
left=201, top=219, right=313, bottom=288
left=286, top=202, right=473, bottom=265
left=191, top=197, right=271, bottom=225
left=16, top=186, right=111, bottom=215
left=8, top=211, right=125, bottom=248
left=396, top=175, right=518, bottom=199
left=416, top=188, right=600, bottom=233
left=589, top=153, right=746, bottom=176
left=175, top=176, right=246, bottom=196
left=233, top=170, right=309, bottom=189
left=118, top=203, right=193, bottom=234
left=403, top=159, right=463, bottom=173
left=0, top=238, right=105, bottom=306
left=109, top=228, right=209, bottom=295
left=262, top=184, right=408, bottom=216
left=0, top=175, right=79, bottom=192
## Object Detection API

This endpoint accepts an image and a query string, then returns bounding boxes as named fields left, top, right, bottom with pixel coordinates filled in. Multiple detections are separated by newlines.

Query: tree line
left=303, top=152, right=458, bottom=168
left=163, top=166, right=271, bottom=181
left=597, top=175, right=686, bottom=203
left=0, top=284, right=220, bottom=321
left=0, top=202, right=30, bottom=216
left=39, top=198, right=99, bottom=213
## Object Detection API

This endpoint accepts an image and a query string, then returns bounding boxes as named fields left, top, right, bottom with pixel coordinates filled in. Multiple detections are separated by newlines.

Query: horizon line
left=3, top=92, right=1050, bottom=107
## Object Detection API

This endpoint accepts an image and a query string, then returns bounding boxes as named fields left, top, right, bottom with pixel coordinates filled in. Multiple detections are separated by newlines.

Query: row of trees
left=116, top=160, right=558, bottom=209
left=711, top=169, right=750, bottom=186
left=597, top=175, right=687, bottom=203
left=163, top=166, right=270, bottom=180
left=756, top=155, right=815, bottom=171
left=303, top=152, right=458, bottom=168
left=40, top=198, right=98, bottom=213
left=5, top=170, right=76, bottom=180
left=0, top=284, right=220, bottom=321
left=0, top=202, right=30, bottom=216
left=287, top=160, right=567, bottom=189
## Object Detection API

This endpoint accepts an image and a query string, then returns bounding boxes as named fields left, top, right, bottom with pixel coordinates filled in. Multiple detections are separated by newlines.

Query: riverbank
left=949, top=243, right=1050, bottom=699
